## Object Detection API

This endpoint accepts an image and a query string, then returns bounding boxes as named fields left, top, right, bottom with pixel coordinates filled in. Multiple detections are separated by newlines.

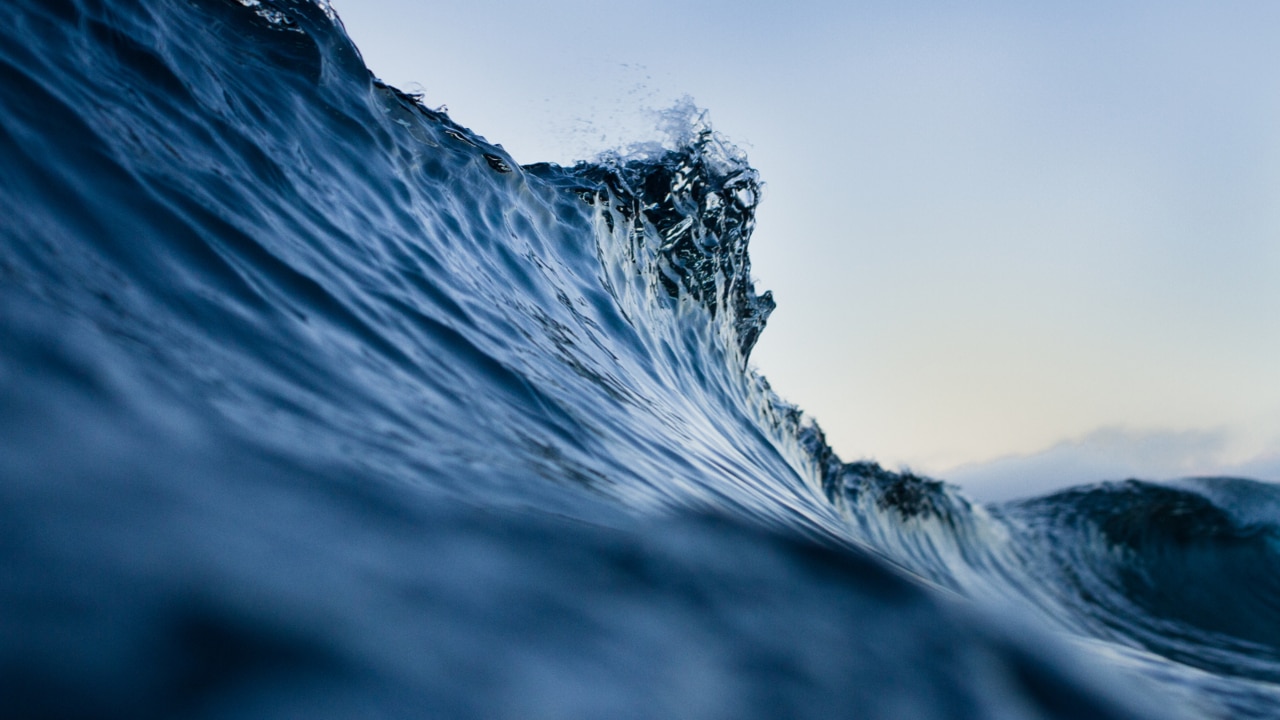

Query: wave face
left=2, top=1, right=1277, bottom=717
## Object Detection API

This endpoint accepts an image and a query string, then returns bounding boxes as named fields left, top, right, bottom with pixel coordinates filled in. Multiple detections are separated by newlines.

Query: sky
left=328, top=0, right=1280, bottom=500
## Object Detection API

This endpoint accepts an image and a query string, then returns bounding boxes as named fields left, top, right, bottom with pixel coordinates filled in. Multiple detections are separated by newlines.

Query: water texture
left=2, top=1, right=1278, bottom=717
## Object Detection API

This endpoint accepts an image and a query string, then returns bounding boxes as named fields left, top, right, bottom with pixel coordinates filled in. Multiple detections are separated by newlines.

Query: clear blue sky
left=330, top=0, right=1280, bottom=498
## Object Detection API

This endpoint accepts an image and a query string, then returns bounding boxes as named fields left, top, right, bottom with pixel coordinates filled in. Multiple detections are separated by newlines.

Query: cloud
left=942, top=426, right=1280, bottom=503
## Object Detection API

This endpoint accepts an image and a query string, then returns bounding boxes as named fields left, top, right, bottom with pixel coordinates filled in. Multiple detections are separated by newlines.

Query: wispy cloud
left=942, top=426, right=1280, bottom=503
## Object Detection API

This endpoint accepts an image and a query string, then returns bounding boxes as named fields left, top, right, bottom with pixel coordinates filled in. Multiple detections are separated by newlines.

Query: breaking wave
left=2, top=1, right=1277, bottom=717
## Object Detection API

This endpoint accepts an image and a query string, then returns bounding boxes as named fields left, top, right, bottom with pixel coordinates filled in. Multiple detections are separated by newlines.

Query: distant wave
left=2, top=1, right=1277, bottom=717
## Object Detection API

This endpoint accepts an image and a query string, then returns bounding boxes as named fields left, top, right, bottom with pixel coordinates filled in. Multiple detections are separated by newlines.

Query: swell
left=1006, top=480, right=1280, bottom=678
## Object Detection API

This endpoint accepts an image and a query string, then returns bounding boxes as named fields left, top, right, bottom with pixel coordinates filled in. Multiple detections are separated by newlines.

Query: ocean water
left=2, top=1, right=1278, bottom=718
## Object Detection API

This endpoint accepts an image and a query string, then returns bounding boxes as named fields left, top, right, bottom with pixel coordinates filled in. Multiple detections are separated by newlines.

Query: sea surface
left=3, top=1, right=1279, bottom=717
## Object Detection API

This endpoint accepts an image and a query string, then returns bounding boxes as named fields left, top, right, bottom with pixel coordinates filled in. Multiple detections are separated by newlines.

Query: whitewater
left=2, top=1, right=1278, bottom=717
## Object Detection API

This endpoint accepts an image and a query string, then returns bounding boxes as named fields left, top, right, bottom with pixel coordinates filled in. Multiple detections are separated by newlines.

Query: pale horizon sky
left=329, top=0, right=1280, bottom=498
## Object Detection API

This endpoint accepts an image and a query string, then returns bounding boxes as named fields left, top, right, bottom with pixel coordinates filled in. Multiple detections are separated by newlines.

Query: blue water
left=2, top=1, right=1278, bottom=717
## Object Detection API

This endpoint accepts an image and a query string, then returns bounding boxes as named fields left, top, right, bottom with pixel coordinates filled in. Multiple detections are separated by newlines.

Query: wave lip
left=532, top=112, right=775, bottom=361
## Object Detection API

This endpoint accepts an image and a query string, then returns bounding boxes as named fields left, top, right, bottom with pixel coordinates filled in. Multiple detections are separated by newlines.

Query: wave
left=2, top=0, right=1278, bottom=717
